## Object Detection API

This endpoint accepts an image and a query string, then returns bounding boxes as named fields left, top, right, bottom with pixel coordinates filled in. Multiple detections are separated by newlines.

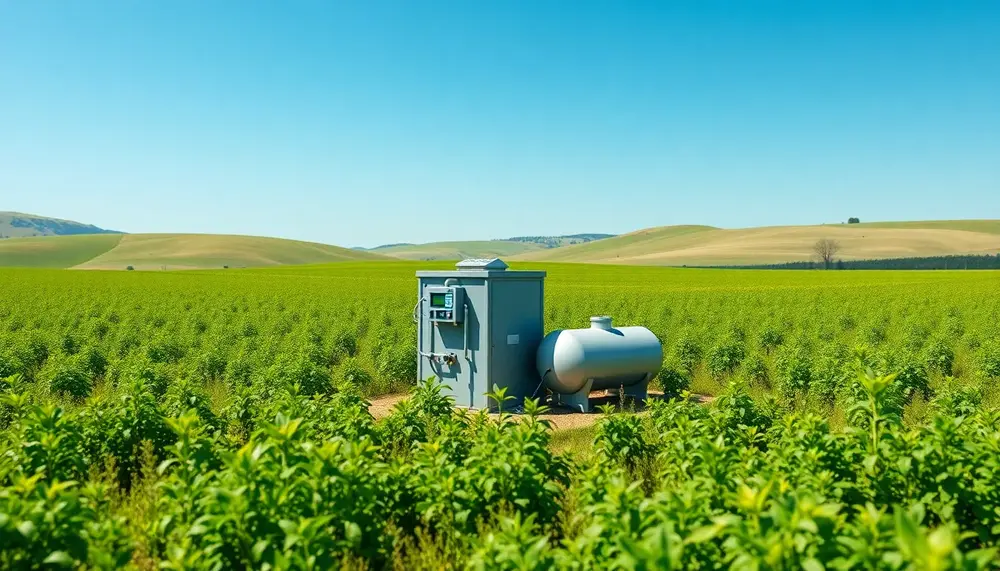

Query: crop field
left=2, top=262, right=1000, bottom=568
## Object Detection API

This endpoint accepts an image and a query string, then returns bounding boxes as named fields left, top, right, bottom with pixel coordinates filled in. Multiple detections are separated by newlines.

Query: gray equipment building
left=415, top=259, right=545, bottom=410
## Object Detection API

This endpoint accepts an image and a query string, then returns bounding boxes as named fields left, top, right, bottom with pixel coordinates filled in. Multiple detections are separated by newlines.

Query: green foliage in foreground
left=1, top=374, right=1000, bottom=569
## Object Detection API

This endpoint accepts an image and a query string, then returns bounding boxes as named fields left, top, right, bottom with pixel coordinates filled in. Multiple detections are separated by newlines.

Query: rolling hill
left=0, top=234, right=125, bottom=268
left=0, top=211, right=121, bottom=238
left=515, top=221, right=1000, bottom=266
left=5, top=217, right=999, bottom=269
left=0, top=233, right=386, bottom=270
left=370, top=234, right=615, bottom=260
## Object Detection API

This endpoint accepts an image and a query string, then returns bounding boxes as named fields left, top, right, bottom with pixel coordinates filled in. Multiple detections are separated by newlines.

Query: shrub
left=80, top=380, right=175, bottom=489
left=707, top=336, right=745, bottom=379
left=162, top=377, right=224, bottom=433
left=657, top=360, right=691, bottom=398
left=923, top=338, right=955, bottom=376
left=595, top=408, right=656, bottom=469
left=146, top=336, right=185, bottom=364
left=378, top=378, right=454, bottom=454
left=80, top=346, right=108, bottom=378
left=60, top=332, right=82, bottom=355
left=330, top=328, right=358, bottom=364
left=192, top=346, right=227, bottom=382
left=0, top=476, right=133, bottom=568
left=673, top=336, right=702, bottom=374
left=19, top=335, right=50, bottom=371
left=775, top=346, right=812, bottom=394
left=740, top=353, right=769, bottom=386
left=108, top=355, right=171, bottom=397
left=339, top=357, right=372, bottom=390
left=376, top=342, right=417, bottom=388
left=270, top=355, right=334, bottom=396
left=43, top=355, right=94, bottom=400
left=810, top=352, right=850, bottom=406
left=0, top=346, right=23, bottom=378
left=885, top=354, right=931, bottom=401
left=758, top=327, right=784, bottom=352
left=978, top=342, right=1000, bottom=379
left=931, top=381, right=982, bottom=417
left=17, top=405, right=88, bottom=481
left=862, top=320, right=888, bottom=346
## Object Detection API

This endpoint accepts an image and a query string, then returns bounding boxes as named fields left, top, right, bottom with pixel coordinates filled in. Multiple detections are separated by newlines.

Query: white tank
left=536, top=316, right=663, bottom=396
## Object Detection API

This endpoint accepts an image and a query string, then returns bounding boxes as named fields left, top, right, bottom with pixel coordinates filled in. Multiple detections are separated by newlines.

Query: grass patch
left=550, top=424, right=598, bottom=458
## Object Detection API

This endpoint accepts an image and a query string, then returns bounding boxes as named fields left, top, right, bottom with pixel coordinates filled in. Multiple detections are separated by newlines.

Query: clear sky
left=1, top=1, right=998, bottom=247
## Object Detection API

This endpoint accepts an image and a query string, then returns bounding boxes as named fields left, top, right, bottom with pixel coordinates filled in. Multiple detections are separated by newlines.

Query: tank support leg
left=558, top=378, right=593, bottom=413
left=622, top=373, right=651, bottom=402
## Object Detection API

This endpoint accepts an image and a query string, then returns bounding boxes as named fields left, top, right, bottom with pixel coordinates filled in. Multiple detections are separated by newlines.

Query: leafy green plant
left=657, top=359, right=692, bottom=398
left=707, top=336, right=745, bottom=379
left=43, top=355, right=94, bottom=400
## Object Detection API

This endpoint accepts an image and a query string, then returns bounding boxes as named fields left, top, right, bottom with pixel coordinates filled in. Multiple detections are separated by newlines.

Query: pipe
left=463, top=302, right=470, bottom=360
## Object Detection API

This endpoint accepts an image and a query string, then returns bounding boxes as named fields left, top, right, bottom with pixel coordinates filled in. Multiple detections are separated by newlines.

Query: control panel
left=425, top=286, right=465, bottom=324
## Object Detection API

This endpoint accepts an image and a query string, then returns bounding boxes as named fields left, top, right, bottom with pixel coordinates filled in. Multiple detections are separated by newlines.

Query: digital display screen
left=430, top=292, right=449, bottom=308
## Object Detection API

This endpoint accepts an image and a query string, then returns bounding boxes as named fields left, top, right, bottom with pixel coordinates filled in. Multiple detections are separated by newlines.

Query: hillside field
left=518, top=220, right=1000, bottom=265
left=0, top=234, right=124, bottom=268
left=0, top=233, right=385, bottom=269
left=2, top=261, right=1000, bottom=566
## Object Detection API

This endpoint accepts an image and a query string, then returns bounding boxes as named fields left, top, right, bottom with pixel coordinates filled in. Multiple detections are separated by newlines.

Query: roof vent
left=456, top=258, right=508, bottom=271
left=590, top=316, right=613, bottom=330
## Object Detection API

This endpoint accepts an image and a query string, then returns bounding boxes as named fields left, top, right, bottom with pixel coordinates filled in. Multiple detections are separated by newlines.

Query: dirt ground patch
left=367, top=390, right=713, bottom=431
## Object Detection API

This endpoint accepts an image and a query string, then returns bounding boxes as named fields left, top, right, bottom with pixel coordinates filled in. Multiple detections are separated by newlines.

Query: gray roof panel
left=455, top=258, right=509, bottom=270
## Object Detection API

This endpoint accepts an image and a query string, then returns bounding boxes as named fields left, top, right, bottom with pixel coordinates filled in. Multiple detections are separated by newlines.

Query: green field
left=2, top=262, right=1000, bottom=567
left=518, top=220, right=1000, bottom=265
left=0, top=233, right=385, bottom=270
left=0, top=234, right=123, bottom=268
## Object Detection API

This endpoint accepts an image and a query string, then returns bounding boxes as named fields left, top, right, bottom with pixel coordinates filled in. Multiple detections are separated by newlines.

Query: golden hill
left=515, top=221, right=1000, bottom=266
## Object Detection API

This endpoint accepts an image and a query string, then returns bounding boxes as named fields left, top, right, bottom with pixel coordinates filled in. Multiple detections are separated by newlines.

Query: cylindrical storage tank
left=536, top=316, right=663, bottom=395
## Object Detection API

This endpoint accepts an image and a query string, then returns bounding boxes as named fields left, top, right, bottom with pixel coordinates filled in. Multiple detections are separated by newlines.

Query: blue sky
left=1, top=1, right=997, bottom=247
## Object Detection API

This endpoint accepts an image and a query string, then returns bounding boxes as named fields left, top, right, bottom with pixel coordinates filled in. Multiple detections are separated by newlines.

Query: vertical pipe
left=463, top=302, right=470, bottom=360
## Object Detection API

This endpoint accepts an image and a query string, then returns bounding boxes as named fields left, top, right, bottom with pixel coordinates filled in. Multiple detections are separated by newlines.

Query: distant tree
left=847, top=217, right=860, bottom=224
left=126, top=265, right=135, bottom=271
left=812, top=238, right=841, bottom=269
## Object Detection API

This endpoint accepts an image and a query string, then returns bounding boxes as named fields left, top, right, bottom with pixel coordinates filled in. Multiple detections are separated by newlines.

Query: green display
left=430, top=292, right=448, bottom=308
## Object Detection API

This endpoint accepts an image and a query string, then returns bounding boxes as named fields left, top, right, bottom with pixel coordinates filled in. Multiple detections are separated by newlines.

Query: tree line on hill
left=498, top=233, right=615, bottom=248
left=717, top=253, right=1000, bottom=270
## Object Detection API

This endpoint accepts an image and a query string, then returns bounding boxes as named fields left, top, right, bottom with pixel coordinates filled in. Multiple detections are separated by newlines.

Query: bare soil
left=367, top=390, right=714, bottom=431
